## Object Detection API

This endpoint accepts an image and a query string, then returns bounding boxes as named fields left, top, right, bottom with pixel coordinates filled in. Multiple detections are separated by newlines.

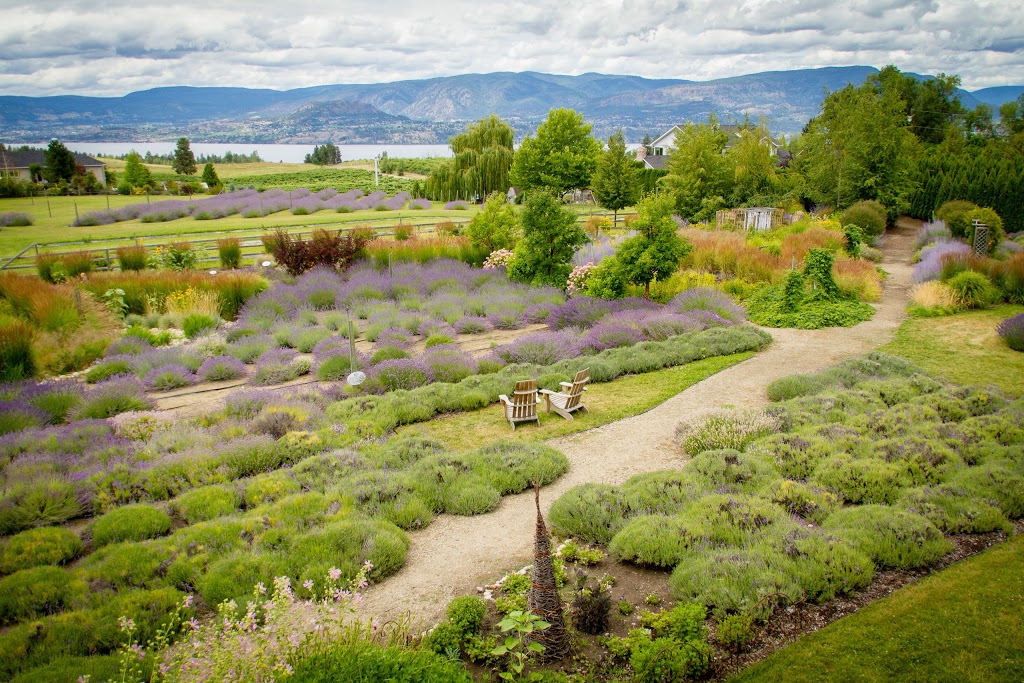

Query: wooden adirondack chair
left=540, top=368, right=589, bottom=420
left=499, top=379, right=541, bottom=429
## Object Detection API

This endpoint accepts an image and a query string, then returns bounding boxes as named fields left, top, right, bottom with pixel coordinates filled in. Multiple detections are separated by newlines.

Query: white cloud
left=0, top=0, right=1020, bottom=96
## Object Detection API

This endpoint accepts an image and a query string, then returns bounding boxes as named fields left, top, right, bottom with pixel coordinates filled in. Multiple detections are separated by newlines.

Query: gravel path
left=358, top=220, right=920, bottom=626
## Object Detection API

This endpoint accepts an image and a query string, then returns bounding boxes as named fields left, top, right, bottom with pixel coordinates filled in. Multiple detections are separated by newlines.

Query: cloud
left=0, top=0, right=1020, bottom=96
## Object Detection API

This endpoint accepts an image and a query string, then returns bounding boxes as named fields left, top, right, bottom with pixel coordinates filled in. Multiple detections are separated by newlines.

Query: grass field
left=729, top=533, right=1024, bottom=683
left=398, top=352, right=754, bottom=451
left=880, top=305, right=1024, bottom=395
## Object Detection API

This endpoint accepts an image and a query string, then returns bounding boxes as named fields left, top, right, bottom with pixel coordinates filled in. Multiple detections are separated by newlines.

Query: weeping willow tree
left=425, top=115, right=515, bottom=202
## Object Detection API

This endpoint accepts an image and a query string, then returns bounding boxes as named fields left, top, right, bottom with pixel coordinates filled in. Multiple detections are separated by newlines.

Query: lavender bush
left=367, top=358, right=434, bottom=392
left=198, top=355, right=248, bottom=382
left=0, top=212, right=33, bottom=227
left=912, top=240, right=971, bottom=283
left=494, top=330, right=582, bottom=365
left=996, top=313, right=1024, bottom=352
left=670, top=287, right=746, bottom=324
left=144, top=364, right=198, bottom=391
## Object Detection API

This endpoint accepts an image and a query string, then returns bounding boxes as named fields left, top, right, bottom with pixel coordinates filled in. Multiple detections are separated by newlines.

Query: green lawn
left=398, top=352, right=754, bottom=452
left=0, top=194, right=476, bottom=256
left=880, top=305, right=1024, bottom=396
left=729, top=533, right=1024, bottom=683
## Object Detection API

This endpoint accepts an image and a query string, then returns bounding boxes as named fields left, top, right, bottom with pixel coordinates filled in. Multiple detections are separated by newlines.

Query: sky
left=1, top=0, right=1022, bottom=97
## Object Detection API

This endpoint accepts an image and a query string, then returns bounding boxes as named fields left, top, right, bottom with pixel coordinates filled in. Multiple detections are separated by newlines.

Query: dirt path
left=358, top=219, right=920, bottom=625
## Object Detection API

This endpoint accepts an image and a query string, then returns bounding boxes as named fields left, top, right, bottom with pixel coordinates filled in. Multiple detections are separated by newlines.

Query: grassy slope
left=880, top=304, right=1024, bottom=396
left=729, top=533, right=1024, bottom=683
left=398, top=352, right=753, bottom=451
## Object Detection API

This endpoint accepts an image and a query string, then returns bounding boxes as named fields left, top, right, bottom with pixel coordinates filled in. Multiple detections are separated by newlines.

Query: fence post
left=47, top=199, right=52, bottom=218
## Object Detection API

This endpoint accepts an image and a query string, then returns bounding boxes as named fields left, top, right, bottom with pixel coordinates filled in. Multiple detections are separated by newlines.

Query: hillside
left=0, top=67, right=1019, bottom=143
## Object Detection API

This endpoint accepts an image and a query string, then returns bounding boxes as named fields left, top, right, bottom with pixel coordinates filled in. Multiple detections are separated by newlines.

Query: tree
left=614, top=194, right=691, bottom=298
left=122, top=151, right=153, bottom=189
left=425, top=115, right=515, bottom=201
left=43, top=139, right=76, bottom=184
left=726, top=120, right=779, bottom=205
left=508, top=192, right=587, bottom=288
left=797, top=81, right=919, bottom=216
left=510, top=108, right=600, bottom=198
left=660, top=115, right=733, bottom=219
left=591, top=130, right=640, bottom=223
left=202, top=163, right=220, bottom=188
left=305, top=143, right=342, bottom=165
left=172, top=137, right=197, bottom=175
left=467, top=192, right=518, bottom=251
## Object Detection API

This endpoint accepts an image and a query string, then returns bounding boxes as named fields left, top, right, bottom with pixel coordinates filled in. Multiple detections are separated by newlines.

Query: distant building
left=638, top=123, right=790, bottom=169
left=0, top=148, right=106, bottom=185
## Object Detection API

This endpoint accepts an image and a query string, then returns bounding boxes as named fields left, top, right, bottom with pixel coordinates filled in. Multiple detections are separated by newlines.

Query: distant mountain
left=1, top=67, right=1020, bottom=145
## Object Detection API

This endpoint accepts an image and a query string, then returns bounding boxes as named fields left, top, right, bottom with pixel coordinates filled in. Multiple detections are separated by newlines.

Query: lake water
left=19, top=142, right=453, bottom=164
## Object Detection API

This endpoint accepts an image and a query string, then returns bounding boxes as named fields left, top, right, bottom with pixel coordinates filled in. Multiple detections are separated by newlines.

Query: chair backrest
left=563, top=369, right=589, bottom=409
left=509, top=380, right=538, bottom=418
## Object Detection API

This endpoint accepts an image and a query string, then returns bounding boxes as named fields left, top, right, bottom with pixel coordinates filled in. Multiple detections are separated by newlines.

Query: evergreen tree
left=591, top=130, right=640, bottom=223
left=43, top=139, right=76, bottom=184
left=201, top=163, right=220, bottom=187
left=510, top=108, right=601, bottom=198
left=305, top=143, right=342, bottom=165
left=172, top=137, right=197, bottom=175
left=122, top=151, right=153, bottom=189
left=508, top=192, right=587, bottom=288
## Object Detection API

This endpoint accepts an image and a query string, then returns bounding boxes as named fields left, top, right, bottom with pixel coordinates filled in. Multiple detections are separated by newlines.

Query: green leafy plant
left=490, top=610, right=550, bottom=681
left=717, top=612, right=754, bottom=653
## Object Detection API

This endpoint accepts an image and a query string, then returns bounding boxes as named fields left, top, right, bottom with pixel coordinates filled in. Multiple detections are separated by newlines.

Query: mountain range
left=1, top=67, right=1021, bottom=145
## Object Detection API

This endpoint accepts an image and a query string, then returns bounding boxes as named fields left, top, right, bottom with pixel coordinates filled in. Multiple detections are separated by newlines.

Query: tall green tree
left=614, top=194, right=691, bottom=299
left=43, top=139, right=76, bottom=184
left=508, top=192, right=587, bottom=288
left=510, top=108, right=600, bottom=198
left=425, top=115, right=515, bottom=201
left=726, top=121, right=779, bottom=205
left=172, top=137, right=197, bottom=175
left=660, top=115, right=733, bottom=219
left=305, top=143, right=341, bottom=165
left=798, top=82, right=919, bottom=216
left=591, top=130, right=640, bottom=223
left=122, top=151, right=153, bottom=189
left=202, top=163, right=220, bottom=188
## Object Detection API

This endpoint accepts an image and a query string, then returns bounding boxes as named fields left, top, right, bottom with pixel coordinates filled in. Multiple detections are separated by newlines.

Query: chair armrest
left=559, top=382, right=573, bottom=389
left=538, top=389, right=553, bottom=396
left=498, top=395, right=510, bottom=406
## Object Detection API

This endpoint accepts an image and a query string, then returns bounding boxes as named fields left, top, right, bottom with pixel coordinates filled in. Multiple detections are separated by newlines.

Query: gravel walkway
left=358, top=220, right=919, bottom=626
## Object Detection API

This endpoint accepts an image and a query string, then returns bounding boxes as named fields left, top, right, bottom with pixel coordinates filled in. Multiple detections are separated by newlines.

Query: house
left=637, top=123, right=789, bottom=169
left=0, top=148, right=106, bottom=185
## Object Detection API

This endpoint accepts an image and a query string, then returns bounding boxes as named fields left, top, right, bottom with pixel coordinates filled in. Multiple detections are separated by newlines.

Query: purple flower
left=912, top=240, right=971, bottom=283
left=444, top=200, right=469, bottom=210
left=144, top=364, right=197, bottom=391
left=996, top=313, right=1024, bottom=352
left=366, top=358, right=433, bottom=393
left=197, top=355, right=248, bottom=382
left=454, top=316, right=493, bottom=334
left=494, top=330, right=583, bottom=365
left=581, top=319, right=646, bottom=352
left=669, top=287, right=745, bottom=324
left=422, top=344, right=478, bottom=383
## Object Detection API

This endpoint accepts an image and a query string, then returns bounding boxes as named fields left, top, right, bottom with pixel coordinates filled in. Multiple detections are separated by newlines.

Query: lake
left=18, top=142, right=453, bottom=164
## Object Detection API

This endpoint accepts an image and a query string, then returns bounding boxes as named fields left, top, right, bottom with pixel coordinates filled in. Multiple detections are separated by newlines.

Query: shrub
left=676, top=410, right=780, bottom=455
left=0, top=479, right=84, bottom=535
left=572, top=583, right=611, bottom=635
left=91, top=504, right=172, bottom=548
left=549, top=483, right=633, bottom=545
left=446, top=595, right=488, bottom=637
left=0, top=527, right=82, bottom=574
left=629, top=636, right=713, bottom=683
left=766, top=374, right=822, bottom=401
left=73, top=376, right=153, bottom=419
left=967, top=207, right=1005, bottom=254
left=935, top=200, right=978, bottom=239
left=287, top=639, right=473, bottom=683
left=217, top=238, right=243, bottom=269
left=0, top=212, right=32, bottom=227
left=197, top=354, right=247, bottom=381
left=182, top=312, right=219, bottom=338
left=822, top=505, right=952, bottom=569
left=669, top=544, right=799, bottom=616
left=717, top=613, right=754, bottom=653
left=172, top=485, right=240, bottom=524
left=996, top=313, right=1024, bottom=352
left=115, top=245, right=148, bottom=271
left=640, top=602, right=707, bottom=642
left=84, top=359, right=132, bottom=383
left=841, top=200, right=887, bottom=237
left=945, top=271, right=999, bottom=309
left=0, top=321, right=35, bottom=381
left=812, top=454, right=912, bottom=505
left=243, top=471, right=301, bottom=508
left=367, top=358, right=432, bottom=392
left=0, top=566, right=82, bottom=624
left=61, top=251, right=94, bottom=278
left=143, top=363, right=196, bottom=391
left=261, top=228, right=369, bottom=275
left=80, top=541, right=173, bottom=589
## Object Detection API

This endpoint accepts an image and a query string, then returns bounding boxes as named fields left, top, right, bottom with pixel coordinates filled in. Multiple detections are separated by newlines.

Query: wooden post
left=74, top=201, right=79, bottom=222
left=47, top=199, right=52, bottom=218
